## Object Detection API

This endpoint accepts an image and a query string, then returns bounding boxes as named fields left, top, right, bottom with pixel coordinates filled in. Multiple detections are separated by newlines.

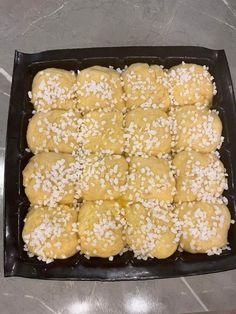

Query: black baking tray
left=4, top=46, right=236, bottom=280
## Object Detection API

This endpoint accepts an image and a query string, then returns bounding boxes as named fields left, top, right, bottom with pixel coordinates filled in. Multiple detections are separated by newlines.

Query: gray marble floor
left=0, top=0, right=236, bottom=313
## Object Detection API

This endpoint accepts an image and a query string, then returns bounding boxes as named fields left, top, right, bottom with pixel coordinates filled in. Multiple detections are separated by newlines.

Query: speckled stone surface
left=0, top=1, right=236, bottom=313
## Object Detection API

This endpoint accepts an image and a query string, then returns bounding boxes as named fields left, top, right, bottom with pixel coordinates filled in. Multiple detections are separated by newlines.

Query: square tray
left=4, top=46, right=236, bottom=280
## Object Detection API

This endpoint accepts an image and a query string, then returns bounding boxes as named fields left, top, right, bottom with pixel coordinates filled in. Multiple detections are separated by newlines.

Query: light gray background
left=0, top=1, right=236, bottom=313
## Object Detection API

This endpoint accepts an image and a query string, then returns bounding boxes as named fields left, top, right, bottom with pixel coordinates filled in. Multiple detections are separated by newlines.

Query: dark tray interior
left=4, top=46, right=236, bottom=280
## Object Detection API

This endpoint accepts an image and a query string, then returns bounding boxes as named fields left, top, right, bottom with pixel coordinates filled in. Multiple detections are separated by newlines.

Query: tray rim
left=4, top=46, right=236, bottom=281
